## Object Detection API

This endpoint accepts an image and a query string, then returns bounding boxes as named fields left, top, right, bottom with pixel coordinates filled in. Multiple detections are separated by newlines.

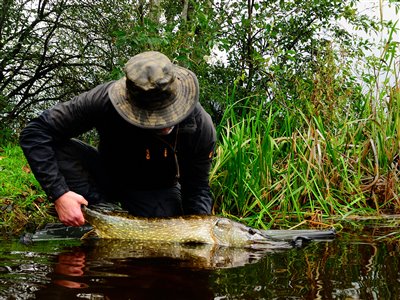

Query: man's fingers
left=70, top=209, right=86, bottom=226
left=63, top=212, right=85, bottom=227
left=78, top=197, right=89, bottom=206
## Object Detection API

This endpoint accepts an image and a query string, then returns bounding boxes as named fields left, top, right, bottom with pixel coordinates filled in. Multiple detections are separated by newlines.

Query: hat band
left=126, top=78, right=177, bottom=110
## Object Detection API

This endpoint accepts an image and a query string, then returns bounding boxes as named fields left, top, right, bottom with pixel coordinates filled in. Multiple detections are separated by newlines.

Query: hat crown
left=124, top=52, right=174, bottom=92
left=123, top=52, right=177, bottom=110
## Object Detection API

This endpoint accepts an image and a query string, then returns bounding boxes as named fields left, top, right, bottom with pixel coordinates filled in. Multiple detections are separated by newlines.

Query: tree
left=210, top=0, right=380, bottom=118
left=0, top=0, right=135, bottom=127
left=0, top=0, right=383, bottom=131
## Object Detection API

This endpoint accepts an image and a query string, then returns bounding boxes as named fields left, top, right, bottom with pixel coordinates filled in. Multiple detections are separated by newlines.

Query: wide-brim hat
left=108, top=51, right=199, bottom=129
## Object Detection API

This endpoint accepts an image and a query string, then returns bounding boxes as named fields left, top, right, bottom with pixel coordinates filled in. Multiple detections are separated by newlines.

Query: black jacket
left=19, top=82, right=216, bottom=215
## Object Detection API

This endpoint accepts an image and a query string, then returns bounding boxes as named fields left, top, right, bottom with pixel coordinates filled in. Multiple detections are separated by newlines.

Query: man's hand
left=54, top=191, right=88, bottom=226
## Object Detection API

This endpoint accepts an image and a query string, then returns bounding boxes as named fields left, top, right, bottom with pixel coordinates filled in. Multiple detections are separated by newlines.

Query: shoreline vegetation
left=210, top=83, right=400, bottom=230
left=1, top=1, right=399, bottom=238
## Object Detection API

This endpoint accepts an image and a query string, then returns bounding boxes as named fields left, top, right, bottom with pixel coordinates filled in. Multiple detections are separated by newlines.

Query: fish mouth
left=247, top=229, right=293, bottom=249
left=248, top=228, right=272, bottom=240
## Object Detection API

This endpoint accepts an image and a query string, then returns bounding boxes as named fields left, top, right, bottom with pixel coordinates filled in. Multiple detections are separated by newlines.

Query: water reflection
left=37, top=240, right=280, bottom=299
left=84, top=239, right=281, bottom=269
left=53, top=251, right=88, bottom=289
left=1, top=225, right=400, bottom=299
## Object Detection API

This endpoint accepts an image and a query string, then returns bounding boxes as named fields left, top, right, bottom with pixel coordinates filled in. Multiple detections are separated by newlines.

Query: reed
left=211, top=41, right=400, bottom=228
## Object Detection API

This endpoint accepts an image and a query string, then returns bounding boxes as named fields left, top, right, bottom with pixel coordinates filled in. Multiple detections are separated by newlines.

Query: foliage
left=209, top=1, right=379, bottom=109
left=0, top=0, right=138, bottom=127
left=1, top=0, right=385, bottom=126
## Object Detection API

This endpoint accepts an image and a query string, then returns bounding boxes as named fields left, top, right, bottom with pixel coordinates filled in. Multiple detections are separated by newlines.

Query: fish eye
left=249, top=228, right=257, bottom=235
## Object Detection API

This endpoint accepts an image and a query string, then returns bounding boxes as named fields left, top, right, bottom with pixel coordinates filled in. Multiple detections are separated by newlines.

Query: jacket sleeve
left=19, top=83, right=112, bottom=201
left=180, top=106, right=216, bottom=215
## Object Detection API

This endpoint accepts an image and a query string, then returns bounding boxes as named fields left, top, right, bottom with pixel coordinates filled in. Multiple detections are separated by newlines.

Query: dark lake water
left=0, top=219, right=399, bottom=300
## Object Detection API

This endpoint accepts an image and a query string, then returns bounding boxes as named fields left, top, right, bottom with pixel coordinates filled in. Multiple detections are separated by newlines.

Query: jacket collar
left=178, top=104, right=200, bottom=133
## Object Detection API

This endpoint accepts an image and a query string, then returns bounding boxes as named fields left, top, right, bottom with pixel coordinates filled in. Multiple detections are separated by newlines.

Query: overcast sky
left=351, top=1, right=399, bottom=87
left=356, top=0, right=399, bottom=43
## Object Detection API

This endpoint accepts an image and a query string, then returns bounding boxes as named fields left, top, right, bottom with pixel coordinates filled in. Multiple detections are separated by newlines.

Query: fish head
left=212, top=218, right=271, bottom=248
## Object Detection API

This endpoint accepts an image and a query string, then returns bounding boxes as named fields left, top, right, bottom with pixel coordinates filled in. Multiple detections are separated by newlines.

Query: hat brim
left=108, top=66, right=199, bottom=129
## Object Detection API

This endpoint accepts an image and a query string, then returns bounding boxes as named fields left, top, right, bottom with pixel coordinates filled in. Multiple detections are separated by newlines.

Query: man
left=20, top=51, right=216, bottom=227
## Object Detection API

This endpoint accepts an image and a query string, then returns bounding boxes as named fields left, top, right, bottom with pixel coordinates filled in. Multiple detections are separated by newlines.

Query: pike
left=82, top=206, right=292, bottom=249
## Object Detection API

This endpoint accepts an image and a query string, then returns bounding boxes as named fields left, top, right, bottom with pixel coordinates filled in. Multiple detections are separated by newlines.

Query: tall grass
left=211, top=92, right=400, bottom=228
left=211, top=40, right=400, bottom=229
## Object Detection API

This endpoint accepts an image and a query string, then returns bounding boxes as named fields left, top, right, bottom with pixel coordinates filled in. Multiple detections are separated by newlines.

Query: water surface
left=0, top=220, right=399, bottom=299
